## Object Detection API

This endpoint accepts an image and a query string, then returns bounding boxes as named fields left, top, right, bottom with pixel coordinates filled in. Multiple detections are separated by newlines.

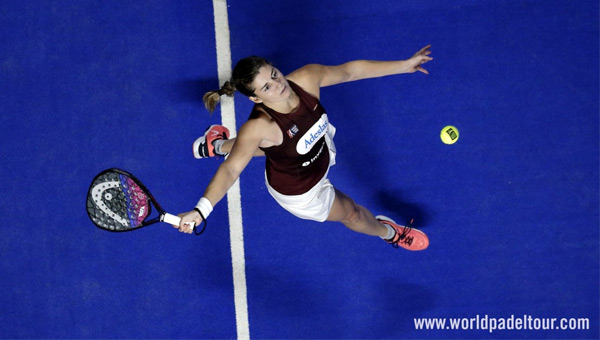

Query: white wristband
left=195, top=197, right=213, bottom=219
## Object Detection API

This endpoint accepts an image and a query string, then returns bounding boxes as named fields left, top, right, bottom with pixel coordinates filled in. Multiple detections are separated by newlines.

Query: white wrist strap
left=213, top=139, right=227, bottom=156
left=195, top=197, right=213, bottom=219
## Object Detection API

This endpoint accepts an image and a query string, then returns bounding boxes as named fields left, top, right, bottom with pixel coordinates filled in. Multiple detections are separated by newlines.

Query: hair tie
left=217, top=89, right=224, bottom=96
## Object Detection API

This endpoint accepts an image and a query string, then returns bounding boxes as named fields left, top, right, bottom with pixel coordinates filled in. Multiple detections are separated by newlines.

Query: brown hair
left=203, top=56, right=272, bottom=112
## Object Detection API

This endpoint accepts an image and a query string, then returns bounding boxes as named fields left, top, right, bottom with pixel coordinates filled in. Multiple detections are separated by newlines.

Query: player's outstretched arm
left=174, top=119, right=267, bottom=233
left=288, top=45, right=432, bottom=96
left=325, top=44, right=432, bottom=84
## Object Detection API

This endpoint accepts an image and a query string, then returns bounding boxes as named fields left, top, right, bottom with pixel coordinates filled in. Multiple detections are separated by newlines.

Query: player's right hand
left=173, top=210, right=203, bottom=234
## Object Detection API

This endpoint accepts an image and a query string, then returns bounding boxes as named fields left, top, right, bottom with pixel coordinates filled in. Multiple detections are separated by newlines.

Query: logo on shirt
left=302, top=142, right=325, bottom=167
left=296, top=114, right=329, bottom=155
left=287, top=124, right=299, bottom=138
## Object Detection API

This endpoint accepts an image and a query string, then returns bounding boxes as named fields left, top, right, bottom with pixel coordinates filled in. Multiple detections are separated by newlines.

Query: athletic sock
left=213, top=139, right=225, bottom=155
left=380, top=223, right=396, bottom=240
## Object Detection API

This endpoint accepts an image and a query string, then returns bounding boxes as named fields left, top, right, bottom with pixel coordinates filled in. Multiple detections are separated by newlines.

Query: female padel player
left=175, top=45, right=433, bottom=251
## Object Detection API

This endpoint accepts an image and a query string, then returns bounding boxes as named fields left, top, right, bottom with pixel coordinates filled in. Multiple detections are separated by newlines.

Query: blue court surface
left=0, top=0, right=598, bottom=339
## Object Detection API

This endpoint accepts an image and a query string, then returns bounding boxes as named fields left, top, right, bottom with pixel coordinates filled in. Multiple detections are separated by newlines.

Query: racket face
left=86, top=169, right=152, bottom=231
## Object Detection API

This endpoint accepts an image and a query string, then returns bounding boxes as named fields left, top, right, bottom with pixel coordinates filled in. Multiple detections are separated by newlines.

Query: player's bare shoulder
left=286, top=64, right=323, bottom=99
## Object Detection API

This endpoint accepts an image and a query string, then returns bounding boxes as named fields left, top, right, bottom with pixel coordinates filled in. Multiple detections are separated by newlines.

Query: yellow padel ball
left=441, top=125, right=459, bottom=144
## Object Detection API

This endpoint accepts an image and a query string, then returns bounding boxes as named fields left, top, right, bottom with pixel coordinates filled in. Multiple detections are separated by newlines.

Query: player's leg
left=326, top=188, right=429, bottom=250
left=326, top=188, right=389, bottom=237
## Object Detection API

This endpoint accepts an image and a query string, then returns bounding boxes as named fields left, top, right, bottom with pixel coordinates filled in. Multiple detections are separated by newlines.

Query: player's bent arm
left=220, top=138, right=265, bottom=157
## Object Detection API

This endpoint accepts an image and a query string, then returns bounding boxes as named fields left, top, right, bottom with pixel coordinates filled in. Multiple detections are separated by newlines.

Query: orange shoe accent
left=193, top=125, right=230, bottom=159
left=376, top=215, right=429, bottom=251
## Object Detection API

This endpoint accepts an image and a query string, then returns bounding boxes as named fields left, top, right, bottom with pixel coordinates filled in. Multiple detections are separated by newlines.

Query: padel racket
left=86, top=168, right=206, bottom=234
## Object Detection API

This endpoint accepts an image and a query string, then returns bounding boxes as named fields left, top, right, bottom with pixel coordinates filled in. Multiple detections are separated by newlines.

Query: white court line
left=212, top=0, right=250, bottom=338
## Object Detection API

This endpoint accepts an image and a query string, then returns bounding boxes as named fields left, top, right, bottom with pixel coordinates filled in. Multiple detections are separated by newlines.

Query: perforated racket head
left=86, top=169, right=152, bottom=231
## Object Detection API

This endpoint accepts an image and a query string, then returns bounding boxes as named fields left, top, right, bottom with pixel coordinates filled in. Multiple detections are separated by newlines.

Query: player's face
left=249, top=66, right=290, bottom=104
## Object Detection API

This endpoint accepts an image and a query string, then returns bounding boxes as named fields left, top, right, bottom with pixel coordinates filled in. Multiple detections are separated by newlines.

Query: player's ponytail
left=202, top=56, right=272, bottom=113
left=203, top=81, right=236, bottom=113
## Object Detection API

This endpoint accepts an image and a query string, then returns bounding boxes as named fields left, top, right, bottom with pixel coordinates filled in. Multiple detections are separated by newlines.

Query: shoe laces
left=391, top=219, right=415, bottom=248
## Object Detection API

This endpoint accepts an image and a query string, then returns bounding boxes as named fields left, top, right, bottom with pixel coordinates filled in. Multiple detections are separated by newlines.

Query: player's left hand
left=406, top=45, right=433, bottom=74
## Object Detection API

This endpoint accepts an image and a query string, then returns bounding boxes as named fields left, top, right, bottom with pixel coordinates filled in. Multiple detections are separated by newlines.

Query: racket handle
left=162, top=213, right=181, bottom=225
left=162, top=213, right=195, bottom=227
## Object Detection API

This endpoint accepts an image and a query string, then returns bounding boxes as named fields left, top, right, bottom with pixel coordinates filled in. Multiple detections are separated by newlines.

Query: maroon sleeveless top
left=248, top=80, right=330, bottom=195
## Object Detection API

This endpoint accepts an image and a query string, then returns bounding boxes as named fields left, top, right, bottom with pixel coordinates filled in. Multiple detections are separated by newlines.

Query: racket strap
left=192, top=208, right=207, bottom=235
left=192, top=197, right=212, bottom=235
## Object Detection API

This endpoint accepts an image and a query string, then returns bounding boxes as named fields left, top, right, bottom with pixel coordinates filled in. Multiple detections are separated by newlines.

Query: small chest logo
left=287, top=124, right=299, bottom=138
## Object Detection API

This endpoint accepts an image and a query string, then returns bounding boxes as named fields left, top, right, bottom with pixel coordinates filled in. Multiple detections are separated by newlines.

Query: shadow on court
left=376, top=190, right=433, bottom=228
